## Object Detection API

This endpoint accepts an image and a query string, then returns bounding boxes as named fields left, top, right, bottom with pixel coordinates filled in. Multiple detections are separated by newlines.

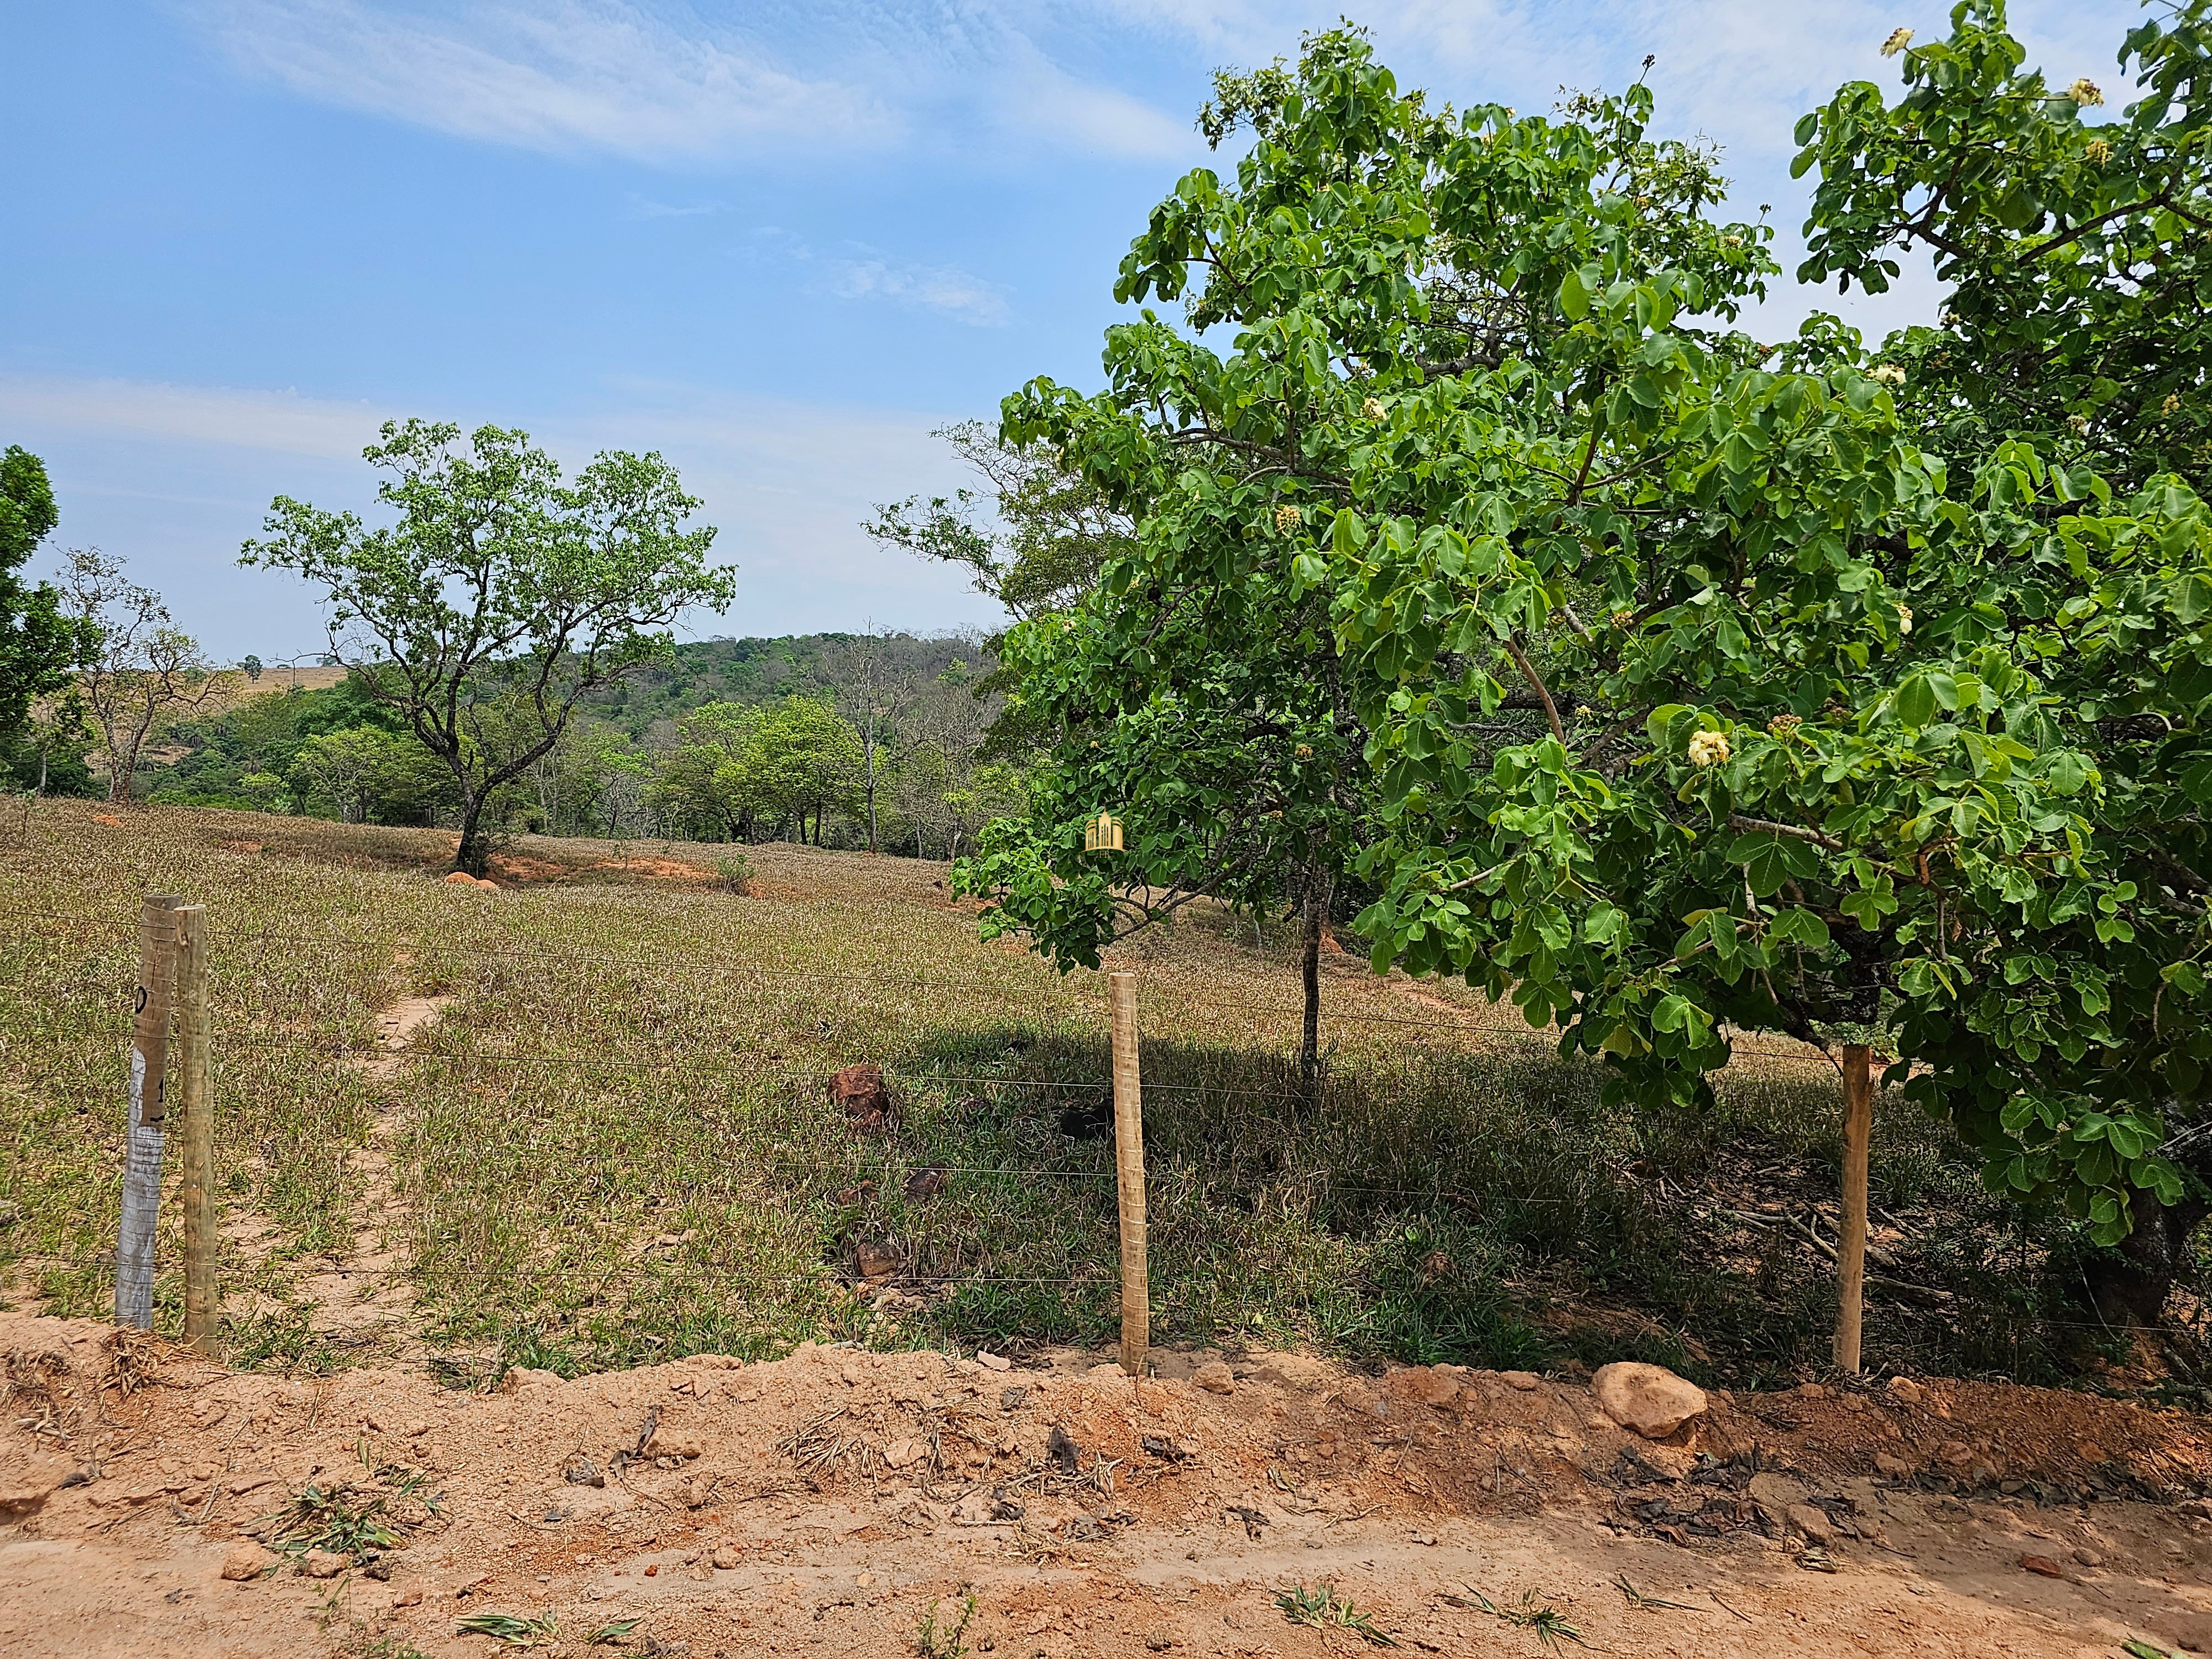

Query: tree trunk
left=2082, top=1186, right=2210, bottom=1329
left=1300, top=862, right=1332, bottom=1088
left=453, top=790, right=492, bottom=877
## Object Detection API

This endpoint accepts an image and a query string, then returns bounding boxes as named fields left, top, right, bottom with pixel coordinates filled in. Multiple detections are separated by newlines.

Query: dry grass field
left=0, top=797, right=2194, bottom=1395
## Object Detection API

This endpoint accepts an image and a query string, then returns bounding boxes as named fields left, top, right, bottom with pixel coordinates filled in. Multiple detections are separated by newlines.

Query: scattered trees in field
left=243, top=419, right=735, bottom=875
left=59, top=547, right=237, bottom=802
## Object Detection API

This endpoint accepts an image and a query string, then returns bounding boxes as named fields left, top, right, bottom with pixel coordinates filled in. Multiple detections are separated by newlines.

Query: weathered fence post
left=1109, top=970, right=1149, bottom=1376
left=117, top=894, right=181, bottom=1329
left=175, top=904, right=218, bottom=1352
left=1833, top=1043, right=1875, bottom=1374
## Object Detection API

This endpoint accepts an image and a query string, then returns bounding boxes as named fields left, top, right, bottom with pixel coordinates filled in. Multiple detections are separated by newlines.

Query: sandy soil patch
left=1, top=1318, right=2206, bottom=1658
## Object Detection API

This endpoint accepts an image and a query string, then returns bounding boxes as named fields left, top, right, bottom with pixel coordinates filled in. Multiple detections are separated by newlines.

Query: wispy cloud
left=200, top=0, right=901, bottom=163
left=748, top=228, right=1012, bottom=327
left=625, top=194, right=726, bottom=220
left=194, top=0, right=1198, bottom=167
left=0, top=371, right=390, bottom=460
left=3, top=370, right=1004, bottom=656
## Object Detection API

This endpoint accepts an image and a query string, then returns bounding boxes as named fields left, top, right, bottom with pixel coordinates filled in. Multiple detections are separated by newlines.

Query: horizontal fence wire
left=18, top=898, right=2203, bottom=1351
left=0, top=908, right=1845, bottom=1064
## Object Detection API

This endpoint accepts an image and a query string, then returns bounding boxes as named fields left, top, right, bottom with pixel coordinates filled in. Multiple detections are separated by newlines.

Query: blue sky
left=4, top=0, right=2140, bottom=662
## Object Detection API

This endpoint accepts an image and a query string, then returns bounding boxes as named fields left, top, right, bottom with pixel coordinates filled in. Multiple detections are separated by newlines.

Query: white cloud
left=200, top=0, right=902, bottom=162
left=0, top=372, right=390, bottom=460
left=193, top=0, right=1197, bottom=167
left=828, top=252, right=1012, bottom=327
left=747, top=228, right=1012, bottom=327
left=1, top=371, right=1005, bottom=659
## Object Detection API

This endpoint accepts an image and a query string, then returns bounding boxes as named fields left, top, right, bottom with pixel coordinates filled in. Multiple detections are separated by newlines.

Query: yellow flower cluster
left=2084, top=138, right=2112, bottom=165
left=1870, top=363, right=1906, bottom=387
left=1896, top=603, right=1914, bottom=636
left=1881, top=27, right=1913, bottom=56
left=1274, top=504, right=1303, bottom=533
left=1687, top=730, right=1732, bottom=769
left=1362, top=397, right=1386, bottom=421
left=2069, top=78, right=2105, bottom=107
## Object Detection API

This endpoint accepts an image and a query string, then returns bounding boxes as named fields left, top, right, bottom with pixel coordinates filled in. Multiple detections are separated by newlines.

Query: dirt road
left=3, top=1316, right=2208, bottom=1657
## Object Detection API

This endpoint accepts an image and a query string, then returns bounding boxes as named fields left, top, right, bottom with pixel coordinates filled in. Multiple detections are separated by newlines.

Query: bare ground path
left=2, top=1316, right=2208, bottom=1659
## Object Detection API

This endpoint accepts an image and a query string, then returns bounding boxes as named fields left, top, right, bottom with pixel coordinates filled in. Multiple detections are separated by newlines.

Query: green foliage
left=1276, top=1584, right=1399, bottom=1646
left=242, top=419, right=734, bottom=873
left=993, top=13, right=2212, bottom=1260
left=912, top=1593, right=977, bottom=1659
left=646, top=695, right=863, bottom=844
left=0, top=445, right=74, bottom=744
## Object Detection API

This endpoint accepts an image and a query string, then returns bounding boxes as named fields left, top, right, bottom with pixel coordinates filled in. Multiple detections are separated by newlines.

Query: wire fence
left=7, top=892, right=2209, bottom=1365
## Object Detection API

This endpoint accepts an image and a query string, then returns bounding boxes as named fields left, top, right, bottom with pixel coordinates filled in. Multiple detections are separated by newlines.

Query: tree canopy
left=243, top=419, right=735, bottom=874
left=979, top=4, right=2212, bottom=1324
left=0, top=445, right=74, bottom=757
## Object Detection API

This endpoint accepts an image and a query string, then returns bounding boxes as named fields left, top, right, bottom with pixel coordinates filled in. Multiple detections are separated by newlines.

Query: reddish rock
left=1500, top=1370, right=1542, bottom=1392
left=1385, top=1366, right=1461, bottom=1409
left=1592, top=1361, right=1708, bottom=1439
left=221, top=1541, right=276, bottom=1581
left=2019, top=1554, right=2063, bottom=1579
left=442, top=871, right=478, bottom=886
left=1192, top=1361, right=1235, bottom=1396
left=833, top=1064, right=894, bottom=1130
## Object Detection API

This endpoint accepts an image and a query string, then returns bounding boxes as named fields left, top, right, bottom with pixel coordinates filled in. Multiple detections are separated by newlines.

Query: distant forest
left=116, top=632, right=1015, bottom=859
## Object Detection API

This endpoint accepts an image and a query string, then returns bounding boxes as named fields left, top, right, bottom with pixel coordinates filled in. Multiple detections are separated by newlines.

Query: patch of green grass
left=1276, top=1583, right=1398, bottom=1646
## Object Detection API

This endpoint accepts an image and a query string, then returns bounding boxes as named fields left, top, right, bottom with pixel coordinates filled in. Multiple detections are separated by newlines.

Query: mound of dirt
left=3, top=1317, right=2209, bottom=1658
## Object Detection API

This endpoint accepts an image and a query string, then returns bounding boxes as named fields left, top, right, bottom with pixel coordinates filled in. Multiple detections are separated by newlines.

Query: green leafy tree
left=289, top=726, right=454, bottom=825
left=748, top=694, right=863, bottom=844
left=0, top=445, right=75, bottom=763
left=648, top=700, right=769, bottom=842
left=242, top=419, right=735, bottom=875
left=1778, top=0, right=2212, bottom=1321
left=996, top=13, right=2212, bottom=1343
left=866, top=422, right=1134, bottom=624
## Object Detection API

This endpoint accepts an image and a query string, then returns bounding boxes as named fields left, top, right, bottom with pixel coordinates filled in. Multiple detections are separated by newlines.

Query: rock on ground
left=1591, top=1361, right=1708, bottom=1439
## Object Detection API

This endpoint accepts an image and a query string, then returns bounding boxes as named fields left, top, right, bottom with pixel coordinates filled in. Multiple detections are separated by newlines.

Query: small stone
left=882, top=1438, right=927, bottom=1469
left=1937, top=1440, right=1974, bottom=1467
left=1591, top=1362, right=1708, bottom=1439
left=300, top=1548, right=348, bottom=1579
left=1192, top=1362, right=1235, bottom=1396
left=496, top=1366, right=561, bottom=1395
left=2180, top=1497, right=2212, bottom=1521
left=2019, top=1554, right=2063, bottom=1579
left=832, top=1063, right=894, bottom=1132
left=1385, top=1366, right=1460, bottom=1409
left=221, top=1542, right=276, bottom=1581
left=1787, top=1504, right=1835, bottom=1545
left=1798, top=1383, right=1827, bottom=1399
left=392, top=1588, right=424, bottom=1608
left=1886, top=1376, right=1924, bottom=1406
left=1500, top=1371, right=1542, bottom=1392
left=643, top=1427, right=702, bottom=1460
left=2072, top=1547, right=2103, bottom=1568
left=405, top=1421, right=430, bottom=1437
left=1874, top=1452, right=1913, bottom=1478
left=189, top=1463, right=218, bottom=1481
left=974, top=1350, right=1012, bottom=1372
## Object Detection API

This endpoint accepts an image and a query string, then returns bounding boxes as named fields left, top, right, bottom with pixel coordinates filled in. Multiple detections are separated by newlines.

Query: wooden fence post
left=1109, top=971, right=1149, bottom=1376
left=1833, top=1044, right=1875, bottom=1374
left=175, top=905, right=217, bottom=1352
left=116, top=894, right=181, bottom=1330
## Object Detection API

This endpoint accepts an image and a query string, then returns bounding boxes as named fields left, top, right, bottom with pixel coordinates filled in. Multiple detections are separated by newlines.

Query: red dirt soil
left=5, top=1317, right=2211, bottom=1657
